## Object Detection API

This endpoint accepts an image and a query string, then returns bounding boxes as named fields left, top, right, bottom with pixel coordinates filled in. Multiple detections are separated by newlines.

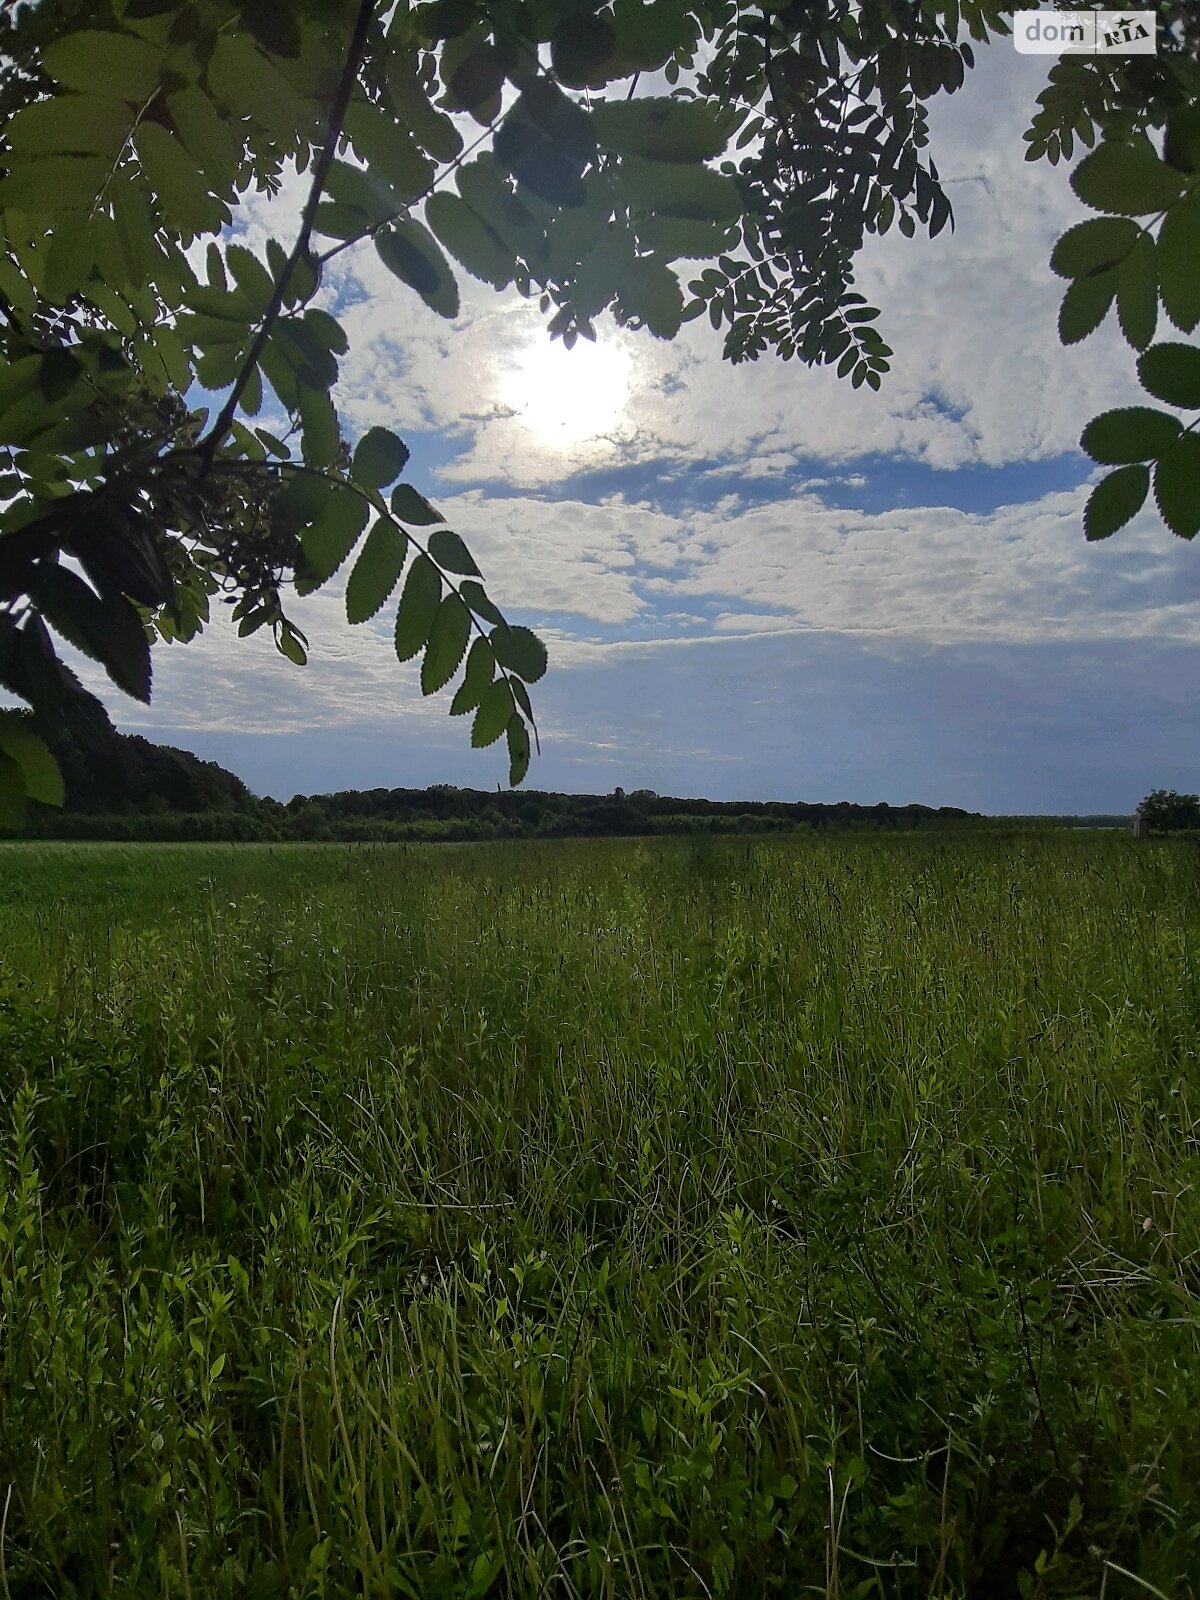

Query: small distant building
left=1132, top=815, right=1149, bottom=840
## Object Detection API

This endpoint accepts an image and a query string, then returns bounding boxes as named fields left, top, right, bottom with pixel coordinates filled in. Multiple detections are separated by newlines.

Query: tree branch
left=197, top=0, right=378, bottom=471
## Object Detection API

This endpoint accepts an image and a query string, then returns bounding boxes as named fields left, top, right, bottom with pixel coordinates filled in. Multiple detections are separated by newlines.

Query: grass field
left=1, top=834, right=1198, bottom=1599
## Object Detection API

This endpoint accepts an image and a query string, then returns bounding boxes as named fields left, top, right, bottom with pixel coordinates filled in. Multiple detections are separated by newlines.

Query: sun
left=497, top=332, right=633, bottom=449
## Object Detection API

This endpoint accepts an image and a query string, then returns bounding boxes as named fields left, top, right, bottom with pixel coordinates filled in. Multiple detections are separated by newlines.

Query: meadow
left=0, top=833, right=1198, bottom=1599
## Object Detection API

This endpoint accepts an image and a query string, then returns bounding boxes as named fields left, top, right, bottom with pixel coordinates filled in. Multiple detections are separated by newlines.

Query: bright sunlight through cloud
left=497, top=332, right=633, bottom=449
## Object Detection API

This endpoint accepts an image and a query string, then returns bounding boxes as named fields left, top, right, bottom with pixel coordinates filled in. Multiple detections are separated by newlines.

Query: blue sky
left=105, top=43, right=1197, bottom=814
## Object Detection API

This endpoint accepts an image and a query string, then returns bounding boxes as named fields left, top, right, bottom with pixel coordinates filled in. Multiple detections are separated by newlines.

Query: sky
left=86, top=40, right=1200, bottom=812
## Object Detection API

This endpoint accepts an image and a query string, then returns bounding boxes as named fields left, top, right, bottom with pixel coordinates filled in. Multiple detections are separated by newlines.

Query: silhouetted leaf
left=353, top=426, right=411, bottom=488
left=1080, top=407, right=1181, bottom=464
left=1050, top=217, right=1140, bottom=279
left=391, top=484, right=444, bottom=525
left=42, top=30, right=162, bottom=101
left=1137, top=343, right=1200, bottom=410
left=25, top=565, right=151, bottom=701
left=1116, top=233, right=1156, bottom=350
left=490, top=624, right=547, bottom=683
left=506, top=713, right=531, bottom=784
left=471, top=677, right=514, bottom=747
left=421, top=593, right=471, bottom=694
left=376, top=220, right=460, bottom=317
left=1059, top=270, right=1117, bottom=344
left=1071, top=140, right=1185, bottom=216
left=428, top=528, right=480, bottom=574
left=394, top=554, right=441, bottom=660
left=1084, top=464, right=1149, bottom=540
left=346, top=519, right=407, bottom=623
left=1158, top=199, right=1200, bottom=333
left=1154, top=435, right=1200, bottom=539
left=592, top=97, right=732, bottom=163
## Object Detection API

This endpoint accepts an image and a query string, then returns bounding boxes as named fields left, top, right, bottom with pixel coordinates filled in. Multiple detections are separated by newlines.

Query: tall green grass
left=1, top=834, right=1198, bottom=1598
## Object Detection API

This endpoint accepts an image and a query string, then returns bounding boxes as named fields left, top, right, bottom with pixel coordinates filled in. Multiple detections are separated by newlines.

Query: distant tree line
left=19, top=728, right=980, bottom=843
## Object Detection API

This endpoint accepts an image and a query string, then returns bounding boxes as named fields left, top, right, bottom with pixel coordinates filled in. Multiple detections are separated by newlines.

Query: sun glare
left=497, top=333, right=633, bottom=449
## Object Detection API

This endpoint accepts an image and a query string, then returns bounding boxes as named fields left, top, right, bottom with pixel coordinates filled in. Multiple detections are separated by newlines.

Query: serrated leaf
left=472, top=678, right=514, bottom=748
left=506, top=714, right=531, bottom=785
left=1071, top=140, right=1185, bottom=217
left=1059, top=270, right=1117, bottom=345
left=1154, top=435, right=1200, bottom=538
left=0, top=712, right=64, bottom=806
left=394, top=554, right=441, bottom=660
left=592, top=97, right=733, bottom=163
left=618, top=258, right=683, bottom=337
left=297, top=386, right=339, bottom=468
left=344, top=100, right=436, bottom=200
left=421, top=593, right=471, bottom=695
left=1137, top=343, right=1200, bottom=410
left=376, top=219, right=460, bottom=318
left=135, top=122, right=228, bottom=238
left=353, top=426, right=410, bottom=489
left=1116, top=233, right=1157, bottom=350
left=1080, top=407, right=1182, bottom=464
left=1084, top=463, right=1150, bottom=540
left=298, top=489, right=369, bottom=588
left=1165, top=103, right=1200, bottom=176
left=458, top=580, right=504, bottom=625
left=26, top=565, right=151, bottom=701
left=1158, top=200, right=1200, bottom=334
left=491, top=624, right=547, bottom=683
left=428, top=528, right=480, bottom=574
left=449, top=636, right=494, bottom=714
left=636, top=215, right=736, bottom=261
left=391, top=484, right=444, bottom=525
left=346, top=519, right=408, bottom=623
left=42, top=30, right=163, bottom=102
left=425, top=191, right=514, bottom=289
left=167, top=85, right=240, bottom=188
left=551, top=13, right=617, bottom=88
left=226, top=243, right=275, bottom=314
left=618, top=156, right=743, bottom=223
left=0, top=155, right=110, bottom=212
left=7, top=94, right=134, bottom=158
left=1050, top=216, right=1141, bottom=279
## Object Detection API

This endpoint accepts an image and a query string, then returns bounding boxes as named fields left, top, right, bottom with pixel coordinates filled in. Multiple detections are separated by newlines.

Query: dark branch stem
left=197, top=0, right=378, bottom=471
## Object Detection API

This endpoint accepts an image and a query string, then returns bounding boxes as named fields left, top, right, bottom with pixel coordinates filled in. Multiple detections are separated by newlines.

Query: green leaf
left=297, top=386, right=340, bottom=468
left=0, top=755, right=26, bottom=833
left=298, top=489, right=369, bottom=588
left=506, top=714, right=531, bottom=785
left=376, top=220, right=460, bottom=318
left=1158, top=199, right=1200, bottom=334
left=1154, top=434, right=1200, bottom=539
left=1137, top=343, right=1200, bottom=410
left=0, top=156, right=110, bottom=213
left=471, top=678, right=514, bottom=748
left=135, top=122, right=228, bottom=238
left=25, top=565, right=151, bottom=701
left=343, top=100, right=436, bottom=200
left=1070, top=140, right=1186, bottom=217
left=592, top=97, right=733, bottom=163
left=166, top=85, right=240, bottom=188
left=458, top=580, right=504, bottom=625
left=1165, top=104, right=1200, bottom=176
left=636, top=215, right=736, bottom=261
left=42, top=30, right=163, bottom=101
left=618, top=258, right=683, bottom=337
left=7, top=94, right=134, bottom=158
left=352, top=426, right=411, bottom=488
left=618, top=157, right=743, bottom=223
left=428, top=528, right=480, bottom=574
left=1058, top=270, right=1117, bottom=345
left=491, top=624, right=548, bottom=683
left=390, top=484, right=444, bottom=526
left=421, top=593, right=471, bottom=694
left=1050, top=217, right=1141, bottom=280
left=395, top=554, right=442, bottom=661
left=1084, top=464, right=1150, bottom=540
left=226, top=243, right=275, bottom=314
left=449, top=637, right=494, bottom=714
left=1116, top=233, right=1157, bottom=350
left=346, top=519, right=407, bottom=623
left=0, top=711, right=64, bottom=806
left=1080, top=407, right=1182, bottom=464
left=425, top=191, right=514, bottom=289
left=551, top=14, right=618, bottom=88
